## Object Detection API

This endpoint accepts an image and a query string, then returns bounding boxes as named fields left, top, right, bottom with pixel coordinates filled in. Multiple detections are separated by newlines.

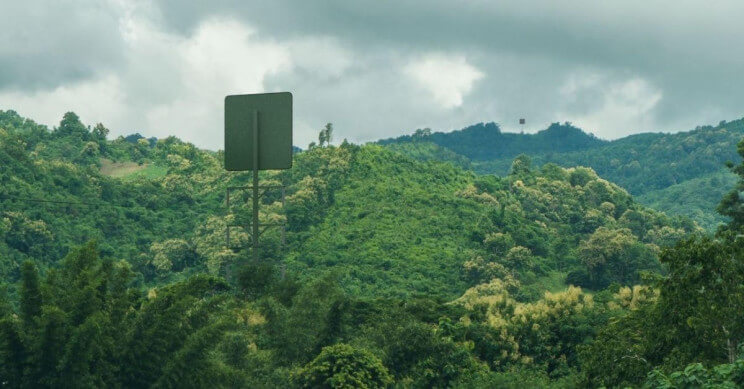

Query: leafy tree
left=260, top=273, right=345, bottom=364
left=411, top=128, right=431, bottom=141
left=579, top=295, right=657, bottom=387
left=149, top=239, right=196, bottom=274
left=580, top=235, right=744, bottom=386
left=509, top=154, right=532, bottom=176
left=504, top=246, right=533, bottom=270
left=236, top=259, right=276, bottom=299
left=577, top=227, right=656, bottom=288
left=568, top=167, right=595, bottom=187
left=655, top=235, right=744, bottom=365
left=645, top=357, right=744, bottom=388
left=484, top=232, right=515, bottom=256
left=294, top=343, right=392, bottom=389
left=319, top=123, right=334, bottom=147
left=456, top=280, right=600, bottom=376
left=91, top=123, right=109, bottom=142
left=719, top=138, right=744, bottom=230
left=1, top=109, right=727, bottom=387
left=0, top=242, right=246, bottom=388
left=19, top=261, right=42, bottom=325
left=0, top=318, right=25, bottom=385
left=55, top=111, right=90, bottom=140
left=382, top=118, right=744, bottom=228
left=369, top=319, right=486, bottom=387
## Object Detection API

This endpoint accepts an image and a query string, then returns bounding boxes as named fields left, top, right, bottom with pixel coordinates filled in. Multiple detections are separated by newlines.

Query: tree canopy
left=1, top=109, right=743, bottom=387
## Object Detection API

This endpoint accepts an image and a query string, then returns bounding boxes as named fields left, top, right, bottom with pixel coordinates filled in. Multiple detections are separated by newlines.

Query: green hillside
left=379, top=122, right=607, bottom=161
left=526, top=120, right=744, bottom=195
left=1, top=109, right=742, bottom=387
left=0, top=110, right=696, bottom=297
left=383, top=118, right=744, bottom=230
left=384, top=140, right=472, bottom=170
left=637, top=169, right=737, bottom=230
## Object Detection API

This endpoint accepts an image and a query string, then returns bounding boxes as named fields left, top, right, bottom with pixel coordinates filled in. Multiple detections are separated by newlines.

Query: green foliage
left=656, top=235, right=744, bottom=365
left=453, top=366, right=580, bottom=388
left=576, top=227, right=657, bottom=288
left=263, top=273, right=346, bottom=364
left=372, top=320, right=486, bottom=387
left=0, top=110, right=224, bottom=282
left=4, top=109, right=742, bottom=387
left=383, top=118, right=744, bottom=229
left=294, top=343, right=392, bottom=389
left=579, top=235, right=744, bottom=387
left=286, top=145, right=483, bottom=297
left=509, top=154, right=532, bottom=176
left=236, top=259, right=277, bottom=299
left=0, top=110, right=692, bottom=299
left=286, top=144, right=691, bottom=297
left=645, top=358, right=744, bottom=388
left=380, top=121, right=605, bottom=162
left=0, top=242, right=252, bottom=388
left=577, top=141, right=744, bottom=386
left=717, top=137, right=744, bottom=232
left=318, top=123, right=334, bottom=147
left=638, top=169, right=736, bottom=231
left=19, top=261, right=42, bottom=325
left=579, top=298, right=656, bottom=387
left=384, top=140, right=472, bottom=170
left=455, top=281, right=603, bottom=377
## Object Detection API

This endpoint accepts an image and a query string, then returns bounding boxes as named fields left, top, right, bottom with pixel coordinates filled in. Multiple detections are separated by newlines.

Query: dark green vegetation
left=1, top=109, right=743, bottom=387
left=637, top=169, right=738, bottom=231
left=379, top=123, right=607, bottom=162
left=382, top=118, right=744, bottom=230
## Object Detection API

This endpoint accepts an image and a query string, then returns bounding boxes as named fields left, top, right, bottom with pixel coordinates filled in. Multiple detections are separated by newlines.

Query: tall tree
left=318, top=123, right=334, bottom=147
left=655, top=235, right=744, bottom=364
left=55, top=111, right=89, bottom=140
left=295, top=344, right=392, bottom=389
left=719, top=139, right=744, bottom=229
left=20, top=261, right=42, bottom=325
left=324, top=122, right=333, bottom=146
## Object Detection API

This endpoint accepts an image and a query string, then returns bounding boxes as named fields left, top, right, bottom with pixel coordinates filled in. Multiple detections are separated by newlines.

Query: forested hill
left=379, top=121, right=607, bottom=161
left=0, top=109, right=696, bottom=296
left=2, top=109, right=744, bottom=387
left=382, top=118, right=744, bottom=230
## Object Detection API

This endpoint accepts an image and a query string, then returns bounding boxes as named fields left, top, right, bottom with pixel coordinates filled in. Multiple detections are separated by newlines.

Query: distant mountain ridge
left=380, top=118, right=744, bottom=230
left=380, top=121, right=607, bottom=161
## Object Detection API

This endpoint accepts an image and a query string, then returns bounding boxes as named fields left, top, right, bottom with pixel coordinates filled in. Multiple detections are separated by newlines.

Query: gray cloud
left=151, top=1, right=744, bottom=133
left=0, top=0, right=125, bottom=90
left=0, top=0, right=743, bottom=149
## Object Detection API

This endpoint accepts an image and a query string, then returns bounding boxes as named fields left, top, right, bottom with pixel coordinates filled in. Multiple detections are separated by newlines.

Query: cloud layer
left=1, top=0, right=743, bottom=149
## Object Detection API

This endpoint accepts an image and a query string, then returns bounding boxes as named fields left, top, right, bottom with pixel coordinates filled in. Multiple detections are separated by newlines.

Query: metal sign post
left=224, top=92, right=293, bottom=262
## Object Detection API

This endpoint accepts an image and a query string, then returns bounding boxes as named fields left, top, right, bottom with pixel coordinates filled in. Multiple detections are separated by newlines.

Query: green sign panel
left=225, top=92, right=293, bottom=171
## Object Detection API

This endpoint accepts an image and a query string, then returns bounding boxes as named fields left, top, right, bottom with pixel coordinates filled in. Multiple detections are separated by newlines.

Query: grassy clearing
left=122, top=165, right=168, bottom=180
left=100, top=159, right=167, bottom=180
left=519, top=271, right=569, bottom=300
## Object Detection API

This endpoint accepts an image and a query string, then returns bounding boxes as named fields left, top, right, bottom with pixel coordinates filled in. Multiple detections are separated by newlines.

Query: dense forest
left=382, top=119, right=744, bottom=230
left=1, top=110, right=744, bottom=387
left=378, top=122, right=608, bottom=162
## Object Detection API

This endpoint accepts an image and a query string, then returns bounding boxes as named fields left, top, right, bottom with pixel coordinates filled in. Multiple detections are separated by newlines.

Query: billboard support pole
left=224, top=92, right=292, bottom=261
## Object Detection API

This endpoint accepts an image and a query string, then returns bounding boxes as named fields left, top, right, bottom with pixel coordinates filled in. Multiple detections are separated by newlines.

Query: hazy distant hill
left=636, top=169, right=737, bottom=230
left=380, top=121, right=606, bottom=161
left=381, top=118, right=744, bottom=229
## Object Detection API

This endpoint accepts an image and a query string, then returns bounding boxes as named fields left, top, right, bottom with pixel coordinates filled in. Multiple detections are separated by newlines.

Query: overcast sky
left=1, top=0, right=743, bottom=150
